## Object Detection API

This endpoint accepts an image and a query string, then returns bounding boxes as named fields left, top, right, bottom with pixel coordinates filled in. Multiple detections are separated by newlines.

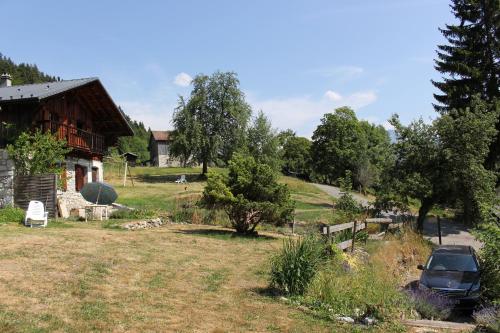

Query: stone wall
left=0, top=149, right=14, bottom=208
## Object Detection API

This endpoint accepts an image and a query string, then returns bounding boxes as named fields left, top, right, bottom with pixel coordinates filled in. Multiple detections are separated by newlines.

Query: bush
left=270, top=236, right=328, bottom=295
left=0, top=207, right=25, bottom=224
left=474, top=220, right=500, bottom=303
left=473, top=306, right=500, bottom=333
left=200, top=154, right=294, bottom=234
left=405, top=289, right=453, bottom=320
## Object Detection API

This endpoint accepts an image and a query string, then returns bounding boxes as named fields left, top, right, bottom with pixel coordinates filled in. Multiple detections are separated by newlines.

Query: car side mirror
left=417, top=264, right=424, bottom=270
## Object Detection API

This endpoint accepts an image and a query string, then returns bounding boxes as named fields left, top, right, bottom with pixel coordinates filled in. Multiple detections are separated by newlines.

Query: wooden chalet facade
left=0, top=75, right=133, bottom=209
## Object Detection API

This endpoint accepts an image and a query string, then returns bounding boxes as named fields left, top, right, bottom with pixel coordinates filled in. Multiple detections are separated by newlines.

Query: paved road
left=423, top=217, right=482, bottom=250
left=313, top=183, right=482, bottom=250
left=312, top=183, right=371, bottom=207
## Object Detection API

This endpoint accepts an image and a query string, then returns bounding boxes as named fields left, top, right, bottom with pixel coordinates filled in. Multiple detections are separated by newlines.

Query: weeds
left=203, top=269, right=228, bottom=292
left=269, top=235, right=328, bottom=295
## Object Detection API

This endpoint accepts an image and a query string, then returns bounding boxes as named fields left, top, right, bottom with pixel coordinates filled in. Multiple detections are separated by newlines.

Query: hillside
left=0, top=53, right=58, bottom=85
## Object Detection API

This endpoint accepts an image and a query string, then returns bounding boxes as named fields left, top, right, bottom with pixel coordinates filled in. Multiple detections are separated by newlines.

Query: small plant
left=473, top=306, right=500, bottom=333
left=0, top=207, right=25, bottom=224
left=269, top=235, right=328, bottom=295
left=405, top=288, right=454, bottom=320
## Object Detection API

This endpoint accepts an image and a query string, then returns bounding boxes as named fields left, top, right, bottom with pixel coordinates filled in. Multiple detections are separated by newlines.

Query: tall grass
left=269, top=236, right=328, bottom=295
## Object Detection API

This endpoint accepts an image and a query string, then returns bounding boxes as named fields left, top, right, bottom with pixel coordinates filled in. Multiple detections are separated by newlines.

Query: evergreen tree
left=432, top=0, right=500, bottom=169
left=0, top=53, right=57, bottom=84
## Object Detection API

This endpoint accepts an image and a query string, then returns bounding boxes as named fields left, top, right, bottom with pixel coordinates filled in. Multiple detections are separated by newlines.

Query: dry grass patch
left=0, top=223, right=339, bottom=332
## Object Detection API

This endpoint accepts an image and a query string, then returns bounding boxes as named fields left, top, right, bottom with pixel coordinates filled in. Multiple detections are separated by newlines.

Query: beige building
left=148, top=131, right=181, bottom=167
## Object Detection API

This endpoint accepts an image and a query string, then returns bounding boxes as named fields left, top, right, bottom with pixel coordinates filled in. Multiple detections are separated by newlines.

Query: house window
left=92, top=167, right=99, bottom=182
left=75, top=164, right=87, bottom=192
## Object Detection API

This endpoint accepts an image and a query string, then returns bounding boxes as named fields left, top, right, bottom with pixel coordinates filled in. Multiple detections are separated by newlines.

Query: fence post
left=351, top=220, right=357, bottom=253
left=437, top=215, right=442, bottom=245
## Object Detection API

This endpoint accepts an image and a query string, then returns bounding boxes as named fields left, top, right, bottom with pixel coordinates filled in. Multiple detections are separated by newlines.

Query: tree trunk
left=417, top=197, right=434, bottom=233
left=202, top=159, right=208, bottom=174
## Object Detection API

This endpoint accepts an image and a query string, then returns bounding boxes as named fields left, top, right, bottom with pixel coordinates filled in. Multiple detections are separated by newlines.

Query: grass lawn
left=0, top=222, right=357, bottom=332
left=105, top=165, right=336, bottom=226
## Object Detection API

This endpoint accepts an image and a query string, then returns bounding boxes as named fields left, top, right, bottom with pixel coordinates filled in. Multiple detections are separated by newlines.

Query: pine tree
left=432, top=0, right=500, bottom=169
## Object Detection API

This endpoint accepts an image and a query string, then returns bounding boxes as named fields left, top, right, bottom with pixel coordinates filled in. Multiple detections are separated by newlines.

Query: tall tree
left=171, top=71, right=251, bottom=174
left=280, top=135, right=312, bottom=178
left=432, top=0, right=500, bottom=170
left=386, top=116, right=451, bottom=232
left=310, top=107, right=368, bottom=185
left=247, top=111, right=281, bottom=171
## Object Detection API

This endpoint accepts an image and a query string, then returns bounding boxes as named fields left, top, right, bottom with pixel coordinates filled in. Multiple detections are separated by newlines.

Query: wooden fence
left=14, top=174, right=57, bottom=217
left=322, top=217, right=404, bottom=251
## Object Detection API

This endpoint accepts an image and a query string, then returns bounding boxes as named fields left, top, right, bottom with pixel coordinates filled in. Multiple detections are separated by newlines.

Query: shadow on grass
left=135, top=173, right=204, bottom=184
left=174, top=228, right=277, bottom=241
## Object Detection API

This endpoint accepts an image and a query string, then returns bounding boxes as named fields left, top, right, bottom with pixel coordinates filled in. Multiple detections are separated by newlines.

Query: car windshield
left=426, top=254, right=478, bottom=272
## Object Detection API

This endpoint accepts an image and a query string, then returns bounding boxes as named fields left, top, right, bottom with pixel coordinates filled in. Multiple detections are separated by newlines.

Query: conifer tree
left=432, top=0, right=500, bottom=169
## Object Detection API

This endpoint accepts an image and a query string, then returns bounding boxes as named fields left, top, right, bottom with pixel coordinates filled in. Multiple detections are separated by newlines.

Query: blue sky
left=1, top=0, right=454, bottom=137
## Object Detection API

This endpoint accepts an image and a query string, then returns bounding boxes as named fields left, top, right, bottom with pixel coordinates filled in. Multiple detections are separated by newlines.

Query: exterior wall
left=57, top=157, right=104, bottom=214
left=0, top=149, right=14, bottom=208
left=153, top=141, right=181, bottom=167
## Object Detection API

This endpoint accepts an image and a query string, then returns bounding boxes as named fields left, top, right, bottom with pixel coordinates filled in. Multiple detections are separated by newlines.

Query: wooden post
left=128, top=164, right=135, bottom=187
left=123, top=160, right=128, bottom=187
left=364, top=220, right=368, bottom=244
left=437, top=215, right=442, bottom=245
left=351, top=220, right=357, bottom=253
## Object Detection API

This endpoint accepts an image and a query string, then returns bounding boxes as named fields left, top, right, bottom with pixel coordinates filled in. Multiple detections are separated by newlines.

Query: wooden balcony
left=40, top=121, right=105, bottom=155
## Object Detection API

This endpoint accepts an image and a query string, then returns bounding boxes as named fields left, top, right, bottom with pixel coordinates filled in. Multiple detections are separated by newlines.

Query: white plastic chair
left=175, top=175, right=187, bottom=183
left=24, top=201, right=48, bottom=228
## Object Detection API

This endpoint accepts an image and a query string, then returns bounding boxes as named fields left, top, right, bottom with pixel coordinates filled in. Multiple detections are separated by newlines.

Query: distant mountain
left=0, top=53, right=59, bottom=85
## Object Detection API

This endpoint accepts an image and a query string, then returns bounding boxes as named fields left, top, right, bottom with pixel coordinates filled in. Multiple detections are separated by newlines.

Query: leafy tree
left=247, top=111, right=281, bottom=171
left=7, top=130, right=70, bottom=175
left=432, top=0, right=500, bottom=170
left=116, top=112, right=150, bottom=163
left=356, top=121, right=392, bottom=193
left=170, top=97, right=200, bottom=166
left=385, top=116, right=450, bottom=232
left=311, top=107, right=368, bottom=185
left=200, top=154, right=294, bottom=234
left=437, top=97, right=499, bottom=301
left=280, top=134, right=312, bottom=178
left=437, top=97, right=499, bottom=226
left=171, top=72, right=251, bottom=174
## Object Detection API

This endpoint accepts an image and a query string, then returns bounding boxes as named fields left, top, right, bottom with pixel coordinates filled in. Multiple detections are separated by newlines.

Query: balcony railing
left=40, top=120, right=105, bottom=155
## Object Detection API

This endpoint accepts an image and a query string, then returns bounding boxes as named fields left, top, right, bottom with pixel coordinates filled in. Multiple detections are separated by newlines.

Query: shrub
left=306, top=260, right=410, bottom=321
left=405, top=289, right=453, bottom=320
left=0, top=207, right=25, bottom=224
left=200, top=154, right=294, bottom=234
left=270, top=236, right=328, bottom=295
left=473, top=306, right=500, bottom=333
left=7, top=129, right=70, bottom=176
left=474, top=219, right=500, bottom=303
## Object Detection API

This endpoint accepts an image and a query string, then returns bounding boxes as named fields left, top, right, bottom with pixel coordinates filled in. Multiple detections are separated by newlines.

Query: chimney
left=0, top=73, right=12, bottom=87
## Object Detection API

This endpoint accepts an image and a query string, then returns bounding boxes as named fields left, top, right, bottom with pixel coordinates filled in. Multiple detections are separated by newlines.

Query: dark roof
left=151, top=130, right=172, bottom=141
left=433, top=245, right=472, bottom=255
left=0, top=78, right=97, bottom=102
left=0, top=78, right=134, bottom=137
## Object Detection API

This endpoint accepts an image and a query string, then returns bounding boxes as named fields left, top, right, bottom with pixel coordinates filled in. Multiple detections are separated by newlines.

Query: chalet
left=148, top=131, right=181, bottom=167
left=0, top=74, right=133, bottom=210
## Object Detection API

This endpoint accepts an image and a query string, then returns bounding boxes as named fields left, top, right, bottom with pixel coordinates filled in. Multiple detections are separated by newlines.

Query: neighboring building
left=148, top=131, right=181, bottom=167
left=0, top=74, right=133, bottom=210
